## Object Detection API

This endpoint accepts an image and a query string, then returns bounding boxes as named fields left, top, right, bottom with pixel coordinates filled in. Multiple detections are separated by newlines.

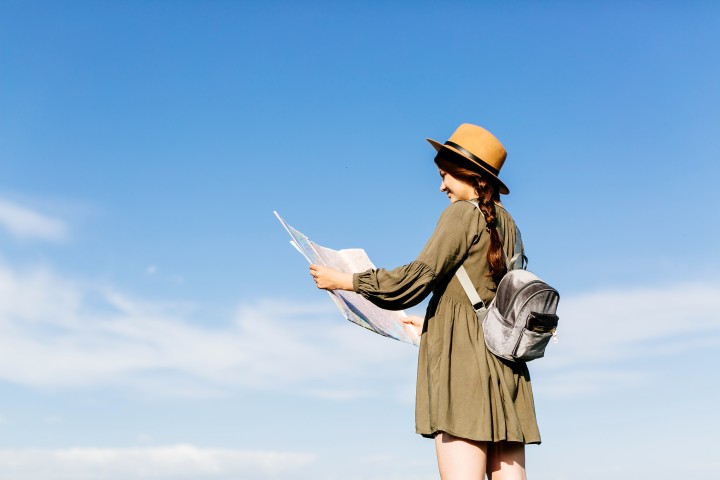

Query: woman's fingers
left=404, top=315, right=424, bottom=327
left=401, top=315, right=423, bottom=336
left=309, top=265, right=319, bottom=287
left=310, top=264, right=331, bottom=289
left=309, top=264, right=323, bottom=279
left=310, top=265, right=323, bottom=288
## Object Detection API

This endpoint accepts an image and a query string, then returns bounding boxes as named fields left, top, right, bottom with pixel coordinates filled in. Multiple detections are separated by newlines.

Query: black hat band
left=444, top=140, right=500, bottom=176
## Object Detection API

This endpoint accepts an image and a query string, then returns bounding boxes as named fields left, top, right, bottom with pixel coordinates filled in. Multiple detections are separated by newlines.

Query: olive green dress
left=352, top=200, right=541, bottom=444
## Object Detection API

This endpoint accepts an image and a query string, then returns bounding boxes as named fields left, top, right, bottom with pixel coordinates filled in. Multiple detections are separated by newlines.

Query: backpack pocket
left=512, top=312, right=558, bottom=360
left=483, top=309, right=559, bottom=362
left=513, top=329, right=553, bottom=361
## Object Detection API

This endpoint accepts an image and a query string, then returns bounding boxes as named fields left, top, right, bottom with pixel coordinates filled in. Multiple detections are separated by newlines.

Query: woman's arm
left=310, top=202, right=483, bottom=310
left=311, top=263, right=424, bottom=335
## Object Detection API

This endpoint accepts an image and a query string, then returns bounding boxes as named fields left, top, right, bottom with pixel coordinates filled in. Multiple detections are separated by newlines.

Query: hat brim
left=426, top=138, right=510, bottom=195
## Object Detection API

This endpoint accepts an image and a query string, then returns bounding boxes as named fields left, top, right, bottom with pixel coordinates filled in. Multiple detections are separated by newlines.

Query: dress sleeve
left=353, top=201, right=483, bottom=310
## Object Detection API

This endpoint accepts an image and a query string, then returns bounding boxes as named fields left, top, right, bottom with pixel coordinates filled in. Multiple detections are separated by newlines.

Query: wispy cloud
left=0, top=261, right=417, bottom=398
left=0, top=254, right=717, bottom=401
left=547, top=283, right=720, bottom=364
left=0, top=445, right=315, bottom=479
left=0, top=199, right=68, bottom=241
left=534, top=282, right=720, bottom=397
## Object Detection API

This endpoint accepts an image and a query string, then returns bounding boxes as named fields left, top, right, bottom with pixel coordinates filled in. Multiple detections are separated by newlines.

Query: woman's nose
left=439, top=181, right=446, bottom=192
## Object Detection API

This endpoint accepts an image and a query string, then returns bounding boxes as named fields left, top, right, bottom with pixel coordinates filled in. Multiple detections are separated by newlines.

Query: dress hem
left=416, top=426, right=541, bottom=445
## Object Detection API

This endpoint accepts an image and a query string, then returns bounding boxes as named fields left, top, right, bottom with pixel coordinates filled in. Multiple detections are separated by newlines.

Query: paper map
left=274, top=211, right=420, bottom=346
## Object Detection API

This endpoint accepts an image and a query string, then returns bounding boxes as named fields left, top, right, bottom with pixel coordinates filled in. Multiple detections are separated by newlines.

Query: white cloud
left=533, top=282, right=720, bottom=397
left=0, top=254, right=717, bottom=401
left=0, top=199, right=68, bottom=241
left=545, top=282, right=720, bottom=365
left=0, top=445, right=315, bottom=479
left=0, top=261, right=417, bottom=398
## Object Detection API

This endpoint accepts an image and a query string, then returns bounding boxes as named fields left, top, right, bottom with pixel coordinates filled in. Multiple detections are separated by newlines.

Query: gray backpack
left=455, top=202, right=560, bottom=362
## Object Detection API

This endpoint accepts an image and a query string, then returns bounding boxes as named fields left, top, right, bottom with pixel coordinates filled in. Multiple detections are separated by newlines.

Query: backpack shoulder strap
left=508, top=227, right=528, bottom=271
left=456, top=265, right=485, bottom=310
left=455, top=200, right=486, bottom=309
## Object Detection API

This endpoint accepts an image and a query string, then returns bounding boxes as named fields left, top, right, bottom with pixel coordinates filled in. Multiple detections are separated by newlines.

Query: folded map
left=274, top=211, right=420, bottom=346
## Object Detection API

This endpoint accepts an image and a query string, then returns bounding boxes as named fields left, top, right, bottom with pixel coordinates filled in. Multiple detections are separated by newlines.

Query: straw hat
left=427, top=123, right=510, bottom=194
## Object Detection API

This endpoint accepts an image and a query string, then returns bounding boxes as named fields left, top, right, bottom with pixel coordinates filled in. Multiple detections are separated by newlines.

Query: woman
left=310, top=124, right=539, bottom=480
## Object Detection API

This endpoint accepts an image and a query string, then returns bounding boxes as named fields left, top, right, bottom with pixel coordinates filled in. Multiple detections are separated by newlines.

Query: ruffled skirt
left=415, top=295, right=541, bottom=444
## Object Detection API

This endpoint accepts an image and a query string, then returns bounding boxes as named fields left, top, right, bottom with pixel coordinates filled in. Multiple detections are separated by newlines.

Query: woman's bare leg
left=434, top=431, right=488, bottom=480
left=486, top=441, right=526, bottom=480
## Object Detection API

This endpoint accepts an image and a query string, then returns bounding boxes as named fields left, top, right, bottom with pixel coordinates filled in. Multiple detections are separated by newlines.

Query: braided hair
left=434, top=152, right=506, bottom=286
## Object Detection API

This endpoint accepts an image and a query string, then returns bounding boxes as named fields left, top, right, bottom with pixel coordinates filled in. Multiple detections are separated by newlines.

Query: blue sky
left=1, top=1, right=719, bottom=478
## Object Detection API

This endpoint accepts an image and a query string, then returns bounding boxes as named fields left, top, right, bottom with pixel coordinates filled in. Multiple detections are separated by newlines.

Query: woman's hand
left=401, top=314, right=424, bottom=337
left=309, top=264, right=354, bottom=291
